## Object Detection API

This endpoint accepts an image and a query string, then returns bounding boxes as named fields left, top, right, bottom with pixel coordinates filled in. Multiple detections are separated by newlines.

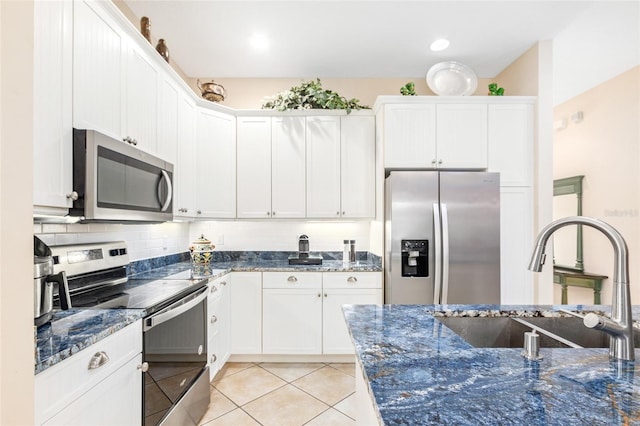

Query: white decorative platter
left=426, top=61, right=478, bottom=96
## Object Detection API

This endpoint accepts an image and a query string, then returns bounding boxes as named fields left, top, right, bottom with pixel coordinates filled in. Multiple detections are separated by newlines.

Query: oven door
left=143, top=286, right=210, bottom=426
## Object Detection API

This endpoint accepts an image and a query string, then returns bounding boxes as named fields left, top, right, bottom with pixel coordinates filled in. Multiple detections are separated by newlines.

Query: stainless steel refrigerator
left=384, top=171, right=500, bottom=304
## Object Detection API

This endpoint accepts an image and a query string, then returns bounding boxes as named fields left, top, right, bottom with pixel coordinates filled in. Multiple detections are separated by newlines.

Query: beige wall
left=553, top=65, right=640, bottom=305
left=494, top=43, right=539, bottom=96
left=0, top=0, right=35, bottom=423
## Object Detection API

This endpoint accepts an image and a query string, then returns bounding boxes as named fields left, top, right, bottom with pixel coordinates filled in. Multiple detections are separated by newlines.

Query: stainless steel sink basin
left=436, top=315, right=640, bottom=349
left=436, top=317, right=574, bottom=348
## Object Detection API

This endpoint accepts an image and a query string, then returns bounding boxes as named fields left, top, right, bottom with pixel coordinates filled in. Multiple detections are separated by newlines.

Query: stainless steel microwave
left=70, top=129, right=173, bottom=223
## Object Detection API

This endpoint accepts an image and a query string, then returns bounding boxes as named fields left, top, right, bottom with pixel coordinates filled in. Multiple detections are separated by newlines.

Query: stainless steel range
left=49, top=241, right=210, bottom=426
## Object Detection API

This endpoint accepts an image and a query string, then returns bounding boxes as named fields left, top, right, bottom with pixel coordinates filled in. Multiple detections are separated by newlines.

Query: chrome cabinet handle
left=347, top=276, right=358, bottom=283
left=137, top=362, right=149, bottom=373
left=210, top=285, right=218, bottom=293
left=220, top=281, right=227, bottom=286
left=287, top=276, right=298, bottom=283
left=66, top=191, right=79, bottom=201
left=210, top=315, right=217, bottom=324
left=88, top=351, right=110, bottom=370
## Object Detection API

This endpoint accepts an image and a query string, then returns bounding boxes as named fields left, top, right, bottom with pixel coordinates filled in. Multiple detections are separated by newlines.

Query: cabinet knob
left=318, top=293, right=322, bottom=298
left=210, top=315, right=218, bottom=324
left=220, top=281, right=227, bottom=286
left=272, top=211, right=276, bottom=216
left=210, top=285, right=218, bottom=293
left=324, top=293, right=327, bottom=298
left=66, top=191, right=79, bottom=201
left=287, top=275, right=298, bottom=283
left=197, top=210, right=202, bottom=215
left=137, top=362, right=149, bottom=373
left=438, top=159, right=443, bottom=165
left=336, top=211, right=340, bottom=216
left=431, top=159, right=437, bottom=165
left=347, top=276, right=358, bottom=283
left=210, top=354, right=217, bottom=364
left=132, top=139, right=138, bottom=146
left=88, top=351, right=110, bottom=370
left=342, top=211, right=346, bottom=216
left=267, top=212, right=271, bottom=216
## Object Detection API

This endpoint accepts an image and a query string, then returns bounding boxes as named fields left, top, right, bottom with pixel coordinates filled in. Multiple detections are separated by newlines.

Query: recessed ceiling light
left=430, top=38, right=450, bottom=52
left=250, top=34, right=269, bottom=50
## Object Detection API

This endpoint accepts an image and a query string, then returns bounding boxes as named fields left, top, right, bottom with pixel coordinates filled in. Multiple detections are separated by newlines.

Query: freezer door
left=384, top=171, right=439, bottom=304
left=439, top=172, right=500, bottom=304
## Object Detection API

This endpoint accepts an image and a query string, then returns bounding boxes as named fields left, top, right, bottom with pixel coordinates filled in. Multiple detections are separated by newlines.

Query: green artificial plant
left=262, top=79, right=368, bottom=114
left=400, top=82, right=416, bottom=96
left=488, top=83, right=505, bottom=96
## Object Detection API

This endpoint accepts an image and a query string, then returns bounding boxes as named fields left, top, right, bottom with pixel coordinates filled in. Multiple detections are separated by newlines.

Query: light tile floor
left=198, top=362, right=356, bottom=426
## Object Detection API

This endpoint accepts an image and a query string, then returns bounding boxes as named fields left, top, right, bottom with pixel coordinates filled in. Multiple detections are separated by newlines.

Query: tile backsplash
left=34, top=220, right=374, bottom=261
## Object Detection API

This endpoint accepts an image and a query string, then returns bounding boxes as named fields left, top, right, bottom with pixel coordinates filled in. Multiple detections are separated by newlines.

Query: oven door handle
left=144, top=286, right=207, bottom=332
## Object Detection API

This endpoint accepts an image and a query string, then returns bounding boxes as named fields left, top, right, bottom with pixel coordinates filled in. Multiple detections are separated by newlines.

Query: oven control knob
left=137, top=362, right=149, bottom=373
left=198, top=345, right=203, bottom=356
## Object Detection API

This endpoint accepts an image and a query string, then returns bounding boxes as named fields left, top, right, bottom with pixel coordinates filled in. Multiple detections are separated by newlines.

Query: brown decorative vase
left=156, top=39, right=169, bottom=63
left=140, top=16, right=151, bottom=43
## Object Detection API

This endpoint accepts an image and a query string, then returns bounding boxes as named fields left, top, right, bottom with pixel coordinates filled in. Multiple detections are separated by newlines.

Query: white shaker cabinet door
left=157, top=77, right=179, bottom=166
left=383, top=103, right=436, bottom=168
left=124, top=42, right=159, bottom=154
left=263, top=289, right=323, bottom=354
left=196, top=108, right=236, bottom=218
left=500, top=187, right=533, bottom=304
left=322, top=289, right=379, bottom=354
left=229, top=272, right=262, bottom=354
left=271, top=117, right=306, bottom=218
left=436, top=103, right=488, bottom=169
left=306, top=116, right=341, bottom=218
left=236, top=117, right=272, bottom=218
left=488, top=103, right=534, bottom=186
left=341, top=115, right=376, bottom=218
left=33, top=0, right=73, bottom=211
left=73, top=0, right=124, bottom=140
left=174, top=95, right=197, bottom=218
left=42, top=355, right=142, bottom=426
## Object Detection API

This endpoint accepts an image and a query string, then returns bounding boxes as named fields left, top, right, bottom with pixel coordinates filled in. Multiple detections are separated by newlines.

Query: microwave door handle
left=143, top=286, right=207, bottom=332
left=158, top=170, right=173, bottom=212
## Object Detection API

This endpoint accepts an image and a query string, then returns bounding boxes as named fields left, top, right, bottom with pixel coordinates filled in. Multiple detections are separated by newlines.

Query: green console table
left=553, top=268, right=608, bottom=304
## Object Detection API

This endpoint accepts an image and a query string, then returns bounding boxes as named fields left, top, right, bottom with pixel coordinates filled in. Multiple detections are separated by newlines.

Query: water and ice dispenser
left=401, top=240, right=428, bottom=277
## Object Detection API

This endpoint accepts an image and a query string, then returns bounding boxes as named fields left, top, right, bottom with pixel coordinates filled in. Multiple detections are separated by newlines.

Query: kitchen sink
left=436, top=317, right=575, bottom=348
left=436, top=315, right=640, bottom=349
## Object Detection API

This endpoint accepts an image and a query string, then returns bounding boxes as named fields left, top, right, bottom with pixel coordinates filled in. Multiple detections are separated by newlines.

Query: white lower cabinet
left=229, top=272, right=262, bottom=354
left=208, top=274, right=230, bottom=380
left=261, top=272, right=382, bottom=355
left=262, top=272, right=323, bottom=354
left=35, top=320, right=143, bottom=426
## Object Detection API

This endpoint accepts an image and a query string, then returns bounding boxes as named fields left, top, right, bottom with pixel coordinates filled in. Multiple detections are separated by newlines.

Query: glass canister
left=343, top=240, right=350, bottom=266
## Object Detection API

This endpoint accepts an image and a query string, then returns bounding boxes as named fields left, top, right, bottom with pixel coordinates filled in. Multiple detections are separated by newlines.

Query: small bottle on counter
left=350, top=240, right=356, bottom=263
left=343, top=240, right=350, bottom=266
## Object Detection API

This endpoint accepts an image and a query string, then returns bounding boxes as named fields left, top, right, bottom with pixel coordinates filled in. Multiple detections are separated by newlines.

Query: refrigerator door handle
left=441, top=203, right=450, bottom=304
left=433, top=203, right=442, bottom=304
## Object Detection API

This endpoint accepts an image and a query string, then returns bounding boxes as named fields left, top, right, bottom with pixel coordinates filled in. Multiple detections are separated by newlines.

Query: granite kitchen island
left=344, top=304, right=640, bottom=425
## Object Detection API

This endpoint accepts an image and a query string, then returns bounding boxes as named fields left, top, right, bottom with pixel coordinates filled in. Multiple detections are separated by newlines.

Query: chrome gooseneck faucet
left=528, top=216, right=634, bottom=361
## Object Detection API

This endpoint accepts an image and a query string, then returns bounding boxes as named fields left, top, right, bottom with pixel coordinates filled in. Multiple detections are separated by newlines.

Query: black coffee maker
left=34, top=236, right=71, bottom=326
left=288, top=234, right=322, bottom=265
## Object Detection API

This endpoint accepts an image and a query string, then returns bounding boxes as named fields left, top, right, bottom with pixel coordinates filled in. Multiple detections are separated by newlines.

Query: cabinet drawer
left=35, top=320, right=142, bottom=425
left=263, top=272, right=322, bottom=289
left=323, top=272, right=382, bottom=289
left=208, top=274, right=229, bottom=300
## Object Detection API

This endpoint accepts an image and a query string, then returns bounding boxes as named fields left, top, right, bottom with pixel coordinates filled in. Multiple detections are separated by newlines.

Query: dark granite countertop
left=344, top=304, right=640, bottom=425
left=35, top=309, right=145, bottom=374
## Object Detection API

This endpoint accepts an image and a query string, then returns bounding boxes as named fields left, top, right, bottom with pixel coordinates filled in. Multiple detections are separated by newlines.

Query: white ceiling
left=123, top=1, right=598, bottom=79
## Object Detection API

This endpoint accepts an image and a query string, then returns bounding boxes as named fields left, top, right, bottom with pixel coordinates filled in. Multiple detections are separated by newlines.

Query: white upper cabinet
left=306, top=116, right=342, bottom=218
left=236, top=116, right=272, bottom=218
left=382, top=101, right=488, bottom=169
left=157, top=77, right=179, bottom=166
left=271, top=117, right=306, bottom=218
left=124, top=42, right=159, bottom=154
left=341, top=115, right=376, bottom=218
left=383, top=103, right=436, bottom=168
left=72, top=0, right=124, bottom=140
left=488, top=103, right=534, bottom=186
left=174, top=95, right=197, bottom=218
left=436, top=104, right=487, bottom=169
left=306, top=115, right=376, bottom=219
left=33, top=0, right=74, bottom=211
left=195, top=108, right=236, bottom=218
